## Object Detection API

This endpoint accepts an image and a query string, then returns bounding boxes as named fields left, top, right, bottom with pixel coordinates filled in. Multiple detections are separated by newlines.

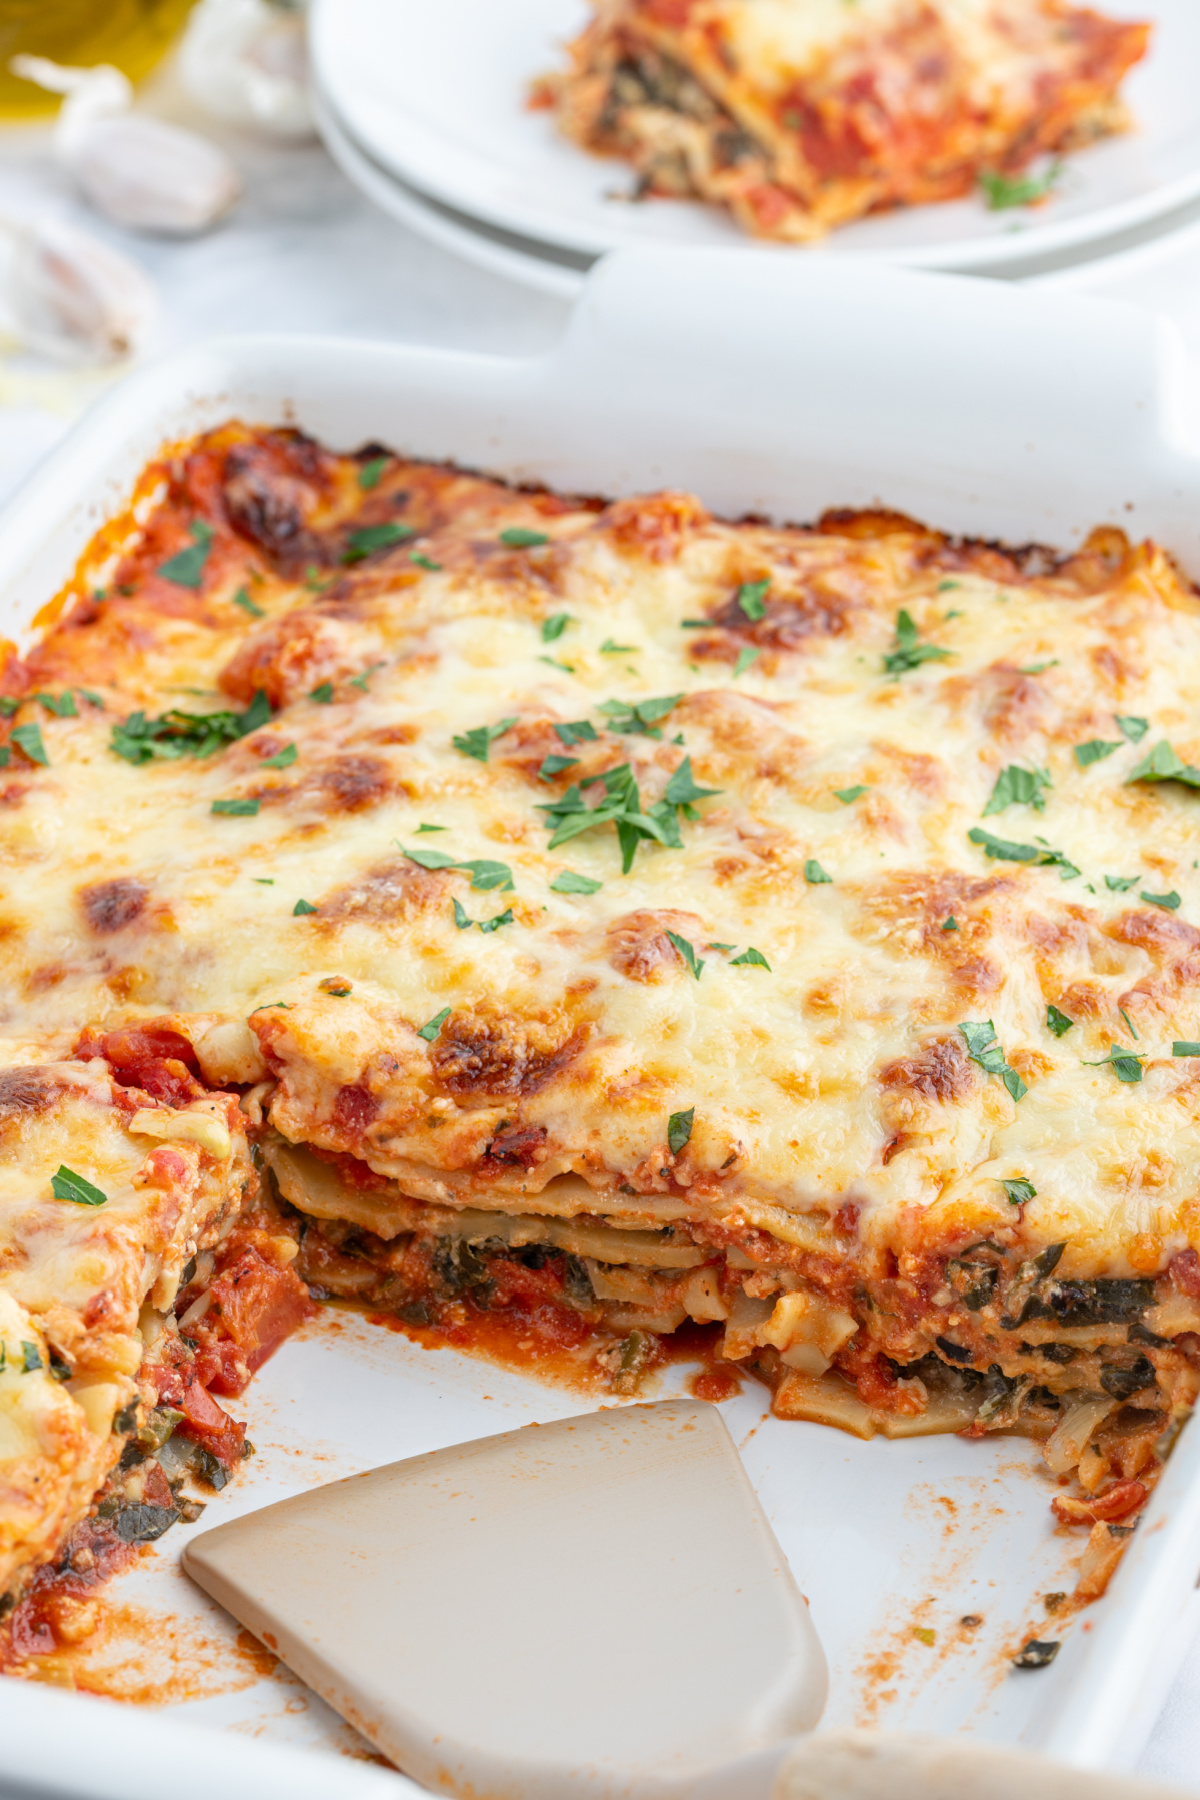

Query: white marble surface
left=3, top=53, right=1200, bottom=1793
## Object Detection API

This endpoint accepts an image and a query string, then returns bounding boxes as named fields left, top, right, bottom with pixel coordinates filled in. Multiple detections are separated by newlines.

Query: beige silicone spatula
left=183, top=1397, right=827, bottom=1800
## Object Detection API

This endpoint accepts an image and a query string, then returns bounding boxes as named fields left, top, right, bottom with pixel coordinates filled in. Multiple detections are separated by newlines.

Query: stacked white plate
left=309, top=0, right=1200, bottom=297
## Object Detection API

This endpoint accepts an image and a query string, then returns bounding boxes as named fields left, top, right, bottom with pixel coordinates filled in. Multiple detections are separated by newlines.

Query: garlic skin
left=0, top=217, right=157, bottom=365
left=10, top=56, right=242, bottom=236
left=180, top=0, right=315, bottom=141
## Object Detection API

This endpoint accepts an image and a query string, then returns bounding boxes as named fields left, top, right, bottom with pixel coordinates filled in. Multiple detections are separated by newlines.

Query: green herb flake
left=21, top=1342, right=42, bottom=1374
left=835, top=785, right=868, bottom=804
left=410, top=553, right=441, bottom=571
left=415, top=823, right=446, bottom=833
left=310, top=683, right=334, bottom=704
left=539, top=656, right=574, bottom=673
left=598, top=695, right=682, bottom=739
left=1084, top=1044, right=1144, bottom=1084
left=967, top=827, right=1078, bottom=878
left=554, top=720, right=598, bottom=749
left=959, top=1020, right=1027, bottom=1102
left=401, top=846, right=513, bottom=891
left=600, top=638, right=636, bottom=653
left=453, top=716, right=518, bottom=762
left=539, top=755, right=580, bottom=781
left=35, top=691, right=76, bottom=718
left=233, top=587, right=265, bottom=619
left=343, top=522, right=416, bottom=564
left=293, top=899, right=318, bottom=916
left=76, top=690, right=103, bottom=708
left=51, top=1166, right=107, bottom=1207
left=736, top=578, right=769, bottom=621
left=1116, top=715, right=1149, bottom=743
left=417, top=1006, right=451, bottom=1042
left=1001, top=1177, right=1036, bottom=1206
left=733, top=646, right=760, bottom=678
left=666, top=930, right=704, bottom=980
left=1074, top=739, right=1122, bottom=769
left=805, top=859, right=832, bottom=884
left=937, top=580, right=961, bottom=593
left=983, top=764, right=1051, bottom=815
left=1119, top=1008, right=1140, bottom=1041
left=883, top=609, right=952, bottom=677
left=453, top=898, right=514, bottom=934
left=349, top=662, right=385, bottom=692
left=979, top=160, right=1062, bottom=211
left=500, top=527, right=549, bottom=548
left=1105, top=875, right=1139, bottom=892
left=551, top=870, right=603, bottom=895
left=158, top=519, right=215, bottom=589
left=1046, top=1005, right=1075, bottom=1038
left=212, top=798, right=259, bottom=816
left=1142, top=889, right=1182, bottom=911
left=0, top=747, right=10, bottom=769
left=667, top=1108, right=694, bottom=1155
left=11, top=723, right=47, bottom=766
left=542, top=612, right=572, bottom=642
left=680, top=619, right=710, bottom=629
left=261, top=742, right=297, bottom=770
left=0, top=698, right=17, bottom=717
left=357, top=456, right=389, bottom=490
left=1173, top=1042, right=1200, bottom=1057
left=402, top=846, right=456, bottom=870
left=111, top=689, right=272, bottom=765
left=942, top=917, right=958, bottom=931
left=1127, top=741, right=1200, bottom=789
left=1019, top=661, right=1058, bottom=675
left=730, top=947, right=770, bottom=970
left=252, top=877, right=274, bottom=884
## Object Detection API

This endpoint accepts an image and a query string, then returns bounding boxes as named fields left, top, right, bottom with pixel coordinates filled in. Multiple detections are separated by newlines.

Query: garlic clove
left=180, top=0, right=315, bottom=141
left=5, top=218, right=158, bottom=365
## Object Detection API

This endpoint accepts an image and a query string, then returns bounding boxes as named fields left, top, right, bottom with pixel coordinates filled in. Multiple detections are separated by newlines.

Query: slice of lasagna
left=3, top=422, right=1200, bottom=1641
left=534, top=0, right=1150, bottom=239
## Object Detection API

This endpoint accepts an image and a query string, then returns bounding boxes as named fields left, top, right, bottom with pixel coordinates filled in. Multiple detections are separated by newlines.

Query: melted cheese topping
left=2, top=426, right=1199, bottom=1302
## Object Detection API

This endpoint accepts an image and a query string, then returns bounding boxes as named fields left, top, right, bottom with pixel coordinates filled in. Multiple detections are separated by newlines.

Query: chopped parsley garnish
left=401, top=847, right=514, bottom=891
left=1074, top=740, right=1122, bottom=769
left=1141, top=889, right=1182, bottom=911
left=357, top=456, right=389, bottom=489
left=51, top=1166, right=107, bottom=1207
left=233, top=587, right=265, bottom=618
left=598, top=695, right=682, bottom=738
left=983, top=764, right=1050, bottom=815
left=539, top=656, right=573, bottom=673
left=410, top=553, right=441, bottom=571
left=453, top=716, right=517, bottom=761
left=730, top=947, right=770, bottom=970
left=1116, top=715, right=1149, bottom=743
left=835, top=785, right=868, bottom=804
left=1119, top=1008, right=1139, bottom=1040
left=261, top=743, right=297, bottom=770
left=158, top=519, right=215, bottom=589
left=343, top=522, right=416, bottom=564
left=77, top=689, right=103, bottom=708
left=883, top=609, right=952, bottom=677
left=555, top=719, right=598, bottom=749
left=453, top=899, right=514, bottom=934
left=112, top=689, right=271, bottom=764
left=500, top=527, right=549, bottom=548
left=666, top=930, right=704, bottom=980
left=1001, top=1178, right=1036, bottom=1206
left=942, top=917, right=958, bottom=931
left=212, top=798, right=259, bottom=816
left=937, top=580, right=961, bottom=593
left=967, top=827, right=1078, bottom=878
left=1019, top=661, right=1058, bottom=675
left=1173, top=1042, right=1200, bottom=1057
left=1127, top=741, right=1200, bottom=788
left=1084, top=1045, right=1144, bottom=1084
left=539, top=755, right=580, bottom=781
left=11, top=723, right=47, bottom=766
left=293, top=899, right=317, bottom=916
left=979, top=160, right=1062, bottom=211
left=0, top=698, right=17, bottom=717
left=21, top=1342, right=42, bottom=1373
left=1046, top=1005, right=1074, bottom=1038
left=805, top=859, right=832, bottom=884
left=349, top=662, right=385, bottom=692
left=733, top=647, right=760, bottom=677
left=417, top=1006, right=451, bottom=1042
left=667, top=1108, right=694, bottom=1155
left=600, top=639, right=636, bottom=653
left=664, top=757, right=721, bottom=813
left=1105, top=874, right=1138, bottom=892
left=959, top=1020, right=1027, bottom=1102
left=736, top=579, right=769, bottom=621
left=34, top=691, right=76, bottom=717
left=550, top=870, right=603, bottom=895
left=310, top=683, right=334, bottom=704
left=416, top=823, right=446, bottom=833
left=542, top=613, right=572, bottom=642
left=681, top=619, right=710, bottom=629
left=537, top=756, right=719, bottom=875
left=253, top=877, right=274, bottom=884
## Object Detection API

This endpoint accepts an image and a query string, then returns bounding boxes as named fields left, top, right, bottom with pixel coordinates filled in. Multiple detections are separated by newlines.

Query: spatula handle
left=774, top=1730, right=1188, bottom=1800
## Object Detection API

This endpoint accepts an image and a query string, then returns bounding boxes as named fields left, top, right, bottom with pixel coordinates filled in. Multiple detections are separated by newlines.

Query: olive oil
left=0, top=0, right=194, bottom=119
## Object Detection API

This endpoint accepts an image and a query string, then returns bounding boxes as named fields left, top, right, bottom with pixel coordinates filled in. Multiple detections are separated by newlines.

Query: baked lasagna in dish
left=533, top=0, right=1150, bottom=240
left=2, top=422, right=1199, bottom=1652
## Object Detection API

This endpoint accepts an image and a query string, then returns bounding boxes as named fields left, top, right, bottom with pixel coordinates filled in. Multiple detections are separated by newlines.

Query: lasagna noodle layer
left=539, top=0, right=1150, bottom=239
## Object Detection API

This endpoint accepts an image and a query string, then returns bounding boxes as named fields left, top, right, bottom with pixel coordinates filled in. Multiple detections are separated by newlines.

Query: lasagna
left=533, top=0, right=1150, bottom=240
left=2, top=423, right=1200, bottom=1653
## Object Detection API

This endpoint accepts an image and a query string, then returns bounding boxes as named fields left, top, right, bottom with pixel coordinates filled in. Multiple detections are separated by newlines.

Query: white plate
left=310, top=0, right=1200, bottom=272
left=2, top=256, right=1200, bottom=1794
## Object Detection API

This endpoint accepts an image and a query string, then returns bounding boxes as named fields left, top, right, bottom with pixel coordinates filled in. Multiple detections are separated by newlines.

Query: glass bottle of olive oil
left=0, top=0, right=194, bottom=119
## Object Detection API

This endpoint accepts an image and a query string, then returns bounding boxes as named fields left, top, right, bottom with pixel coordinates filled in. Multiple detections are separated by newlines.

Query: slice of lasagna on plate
left=533, top=0, right=1150, bottom=239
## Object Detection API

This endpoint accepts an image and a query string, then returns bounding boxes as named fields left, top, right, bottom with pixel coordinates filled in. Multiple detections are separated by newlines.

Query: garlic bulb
left=10, top=55, right=242, bottom=236
left=179, top=0, right=315, bottom=141
left=0, top=216, right=157, bottom=364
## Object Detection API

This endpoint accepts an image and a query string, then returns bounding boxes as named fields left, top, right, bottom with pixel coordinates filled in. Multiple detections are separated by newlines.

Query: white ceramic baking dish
left=1, top=248, right=1200, bottom=1800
